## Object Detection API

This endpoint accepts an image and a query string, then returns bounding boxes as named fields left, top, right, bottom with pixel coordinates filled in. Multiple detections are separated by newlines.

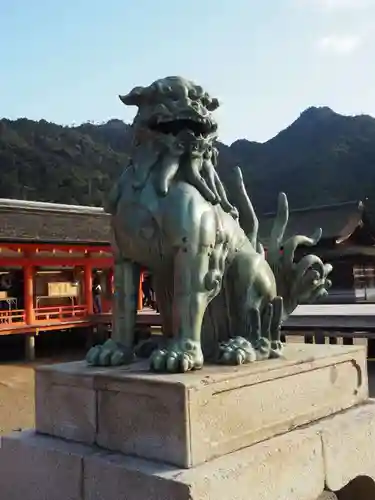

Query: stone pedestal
left=1, top=344, right=375, bottom=499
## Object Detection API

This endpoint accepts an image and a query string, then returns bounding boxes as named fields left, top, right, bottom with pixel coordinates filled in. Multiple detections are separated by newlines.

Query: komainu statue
left=86, top=76, right=332, bottom=373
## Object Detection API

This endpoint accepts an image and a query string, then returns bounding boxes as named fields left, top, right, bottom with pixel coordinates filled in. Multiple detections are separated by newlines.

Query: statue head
left=116, top=76, right=235, bottom=215
left=119, top=76, right=219, bottom=146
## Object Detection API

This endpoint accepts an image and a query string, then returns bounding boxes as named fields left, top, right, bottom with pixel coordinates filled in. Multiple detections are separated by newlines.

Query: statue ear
left=206, top=97, right=220, bottom=112
left=119, top=86, right=146, bottom=107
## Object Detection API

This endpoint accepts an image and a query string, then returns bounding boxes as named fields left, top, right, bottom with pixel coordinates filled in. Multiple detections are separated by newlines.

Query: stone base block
left=2, top=402, right=375, bottom=500
left=35, top=344, right=368, bottom=468
left=0, top=430, right=93, bottom=500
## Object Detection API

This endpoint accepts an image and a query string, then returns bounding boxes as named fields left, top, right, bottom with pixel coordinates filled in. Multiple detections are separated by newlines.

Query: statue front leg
left=86, top=257, right=139, bottom=366
left=150, top=245, right=209, bottom=372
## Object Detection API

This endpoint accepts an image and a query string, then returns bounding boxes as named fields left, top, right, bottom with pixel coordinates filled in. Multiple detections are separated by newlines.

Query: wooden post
left=108, top=268, right=114, bottom=294
left=25, top=335, right=35, bottom=362
left=138, top=271, right=144, bottom=311
left=84, top=261, right=93, bottom=314
left=23, top=264, right=34, bottom=325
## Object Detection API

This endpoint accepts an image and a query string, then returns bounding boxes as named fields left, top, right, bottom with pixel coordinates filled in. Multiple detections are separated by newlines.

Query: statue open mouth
left=148, top=117, right=218, bottom=138
left=119, top=76, right=221, bottom=141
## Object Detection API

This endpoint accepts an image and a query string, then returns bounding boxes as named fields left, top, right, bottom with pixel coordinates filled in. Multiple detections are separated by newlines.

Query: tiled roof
left=0, top=199, right=111, bottom=244
left=258, top=200, right=364, bottom=247
left=0, top=198, right=368, bottom=247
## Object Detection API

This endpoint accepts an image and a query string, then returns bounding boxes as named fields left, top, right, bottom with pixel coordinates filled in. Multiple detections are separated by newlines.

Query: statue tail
left=231, top=166, right=259, bottom=248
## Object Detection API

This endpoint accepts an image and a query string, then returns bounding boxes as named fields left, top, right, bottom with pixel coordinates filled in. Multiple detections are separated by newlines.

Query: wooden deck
left=0, top=306, right=156, bottom=337
left=136, top=304, right=375, bottom=330
left=2, top=303, right=375, bottom=341
left=135, top=305, right=375, bottom=358
left=285, top=303, right=375, bottom=332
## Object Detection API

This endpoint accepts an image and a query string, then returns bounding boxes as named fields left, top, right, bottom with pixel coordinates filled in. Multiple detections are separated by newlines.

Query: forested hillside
left=1, top=106, right=375, bottom=213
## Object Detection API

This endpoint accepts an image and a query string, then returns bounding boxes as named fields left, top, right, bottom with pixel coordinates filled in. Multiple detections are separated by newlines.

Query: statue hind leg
left=219, top=294, right=284, bottom=365
left=86, top=249, right=140, bottom=366
left=218, top=248, right=284, bottom=365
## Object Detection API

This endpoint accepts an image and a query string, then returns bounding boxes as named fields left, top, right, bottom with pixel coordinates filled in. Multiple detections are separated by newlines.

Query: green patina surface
left=86, top=76, right=332, bottom=373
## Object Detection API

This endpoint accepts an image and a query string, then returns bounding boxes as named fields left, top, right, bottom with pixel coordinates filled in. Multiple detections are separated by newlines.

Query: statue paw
left=149, top=339, right=204, bottom=373
left=270, top=340, right=284, bottom=359
left=218, top=336, right=257, bottom=365
left=86, top=339, right=134, bottom=367
left=253, top=337, right=272, bottom=361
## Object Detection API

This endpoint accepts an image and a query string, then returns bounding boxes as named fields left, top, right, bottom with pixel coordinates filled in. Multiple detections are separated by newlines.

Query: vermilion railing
left=0, top=303, right=116, bottom=330
left=0, top=309, right=25, bottom=325
left=34, top=305, right=88, bottom=322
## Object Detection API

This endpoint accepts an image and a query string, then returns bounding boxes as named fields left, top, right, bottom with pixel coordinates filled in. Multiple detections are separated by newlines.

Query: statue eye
left=164, top=85, right=179, bottom=101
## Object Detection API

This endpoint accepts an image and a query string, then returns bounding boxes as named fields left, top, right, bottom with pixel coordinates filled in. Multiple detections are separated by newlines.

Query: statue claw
left=253, top=337, right=272, bottom=360
left=270, top=340, right=284, bottom=359
left=86, top=339, right=134, bottom=367
left=218, top=337, right=257, bottom=365
left=218, top=335, right=282, bottom=365
left=149, top=339, right=204, bottom=373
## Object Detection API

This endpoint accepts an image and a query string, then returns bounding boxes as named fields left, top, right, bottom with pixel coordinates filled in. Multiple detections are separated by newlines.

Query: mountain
left=1, top=107, right=375, bottom=213
left=0, top=118, right=132, bottom=206
left=225, top=106, right=375, bottom=213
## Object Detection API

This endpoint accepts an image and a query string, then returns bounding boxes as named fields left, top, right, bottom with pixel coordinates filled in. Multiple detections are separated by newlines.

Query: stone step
left=35, top=344, right=368, bottom=468
left=2, top=401, right=375, bottom=500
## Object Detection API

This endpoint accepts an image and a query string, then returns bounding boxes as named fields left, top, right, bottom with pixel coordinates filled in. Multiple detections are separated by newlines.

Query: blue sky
left=1, top=0, right=374, bottom=144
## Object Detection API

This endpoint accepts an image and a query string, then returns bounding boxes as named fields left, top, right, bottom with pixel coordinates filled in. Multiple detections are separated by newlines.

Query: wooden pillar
left=84, top=261, right=93, bottom=314
left=138, top=271, right=144, bottom=311
left=108, top=268, right=114, bottom=294
left=25, top=335, right=35, bottom=362
left=24, top=264, right=34, bottom=325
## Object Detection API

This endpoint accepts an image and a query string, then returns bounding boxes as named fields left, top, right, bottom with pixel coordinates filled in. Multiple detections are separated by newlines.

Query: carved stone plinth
left=35, top=344, right=367, bottom=468
left=0, top=344, right=375, bottom=499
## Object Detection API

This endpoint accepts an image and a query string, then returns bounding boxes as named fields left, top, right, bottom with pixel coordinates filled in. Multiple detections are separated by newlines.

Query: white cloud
left=316, top=34, right=362, bottom=54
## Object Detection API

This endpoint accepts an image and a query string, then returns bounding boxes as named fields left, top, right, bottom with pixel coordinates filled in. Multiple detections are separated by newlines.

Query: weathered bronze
left=86, top=76, right=332, bottom=373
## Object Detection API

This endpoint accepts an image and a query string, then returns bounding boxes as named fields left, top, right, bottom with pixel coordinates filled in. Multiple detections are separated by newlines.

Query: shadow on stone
left=336, top=475, right=375, bottom=500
